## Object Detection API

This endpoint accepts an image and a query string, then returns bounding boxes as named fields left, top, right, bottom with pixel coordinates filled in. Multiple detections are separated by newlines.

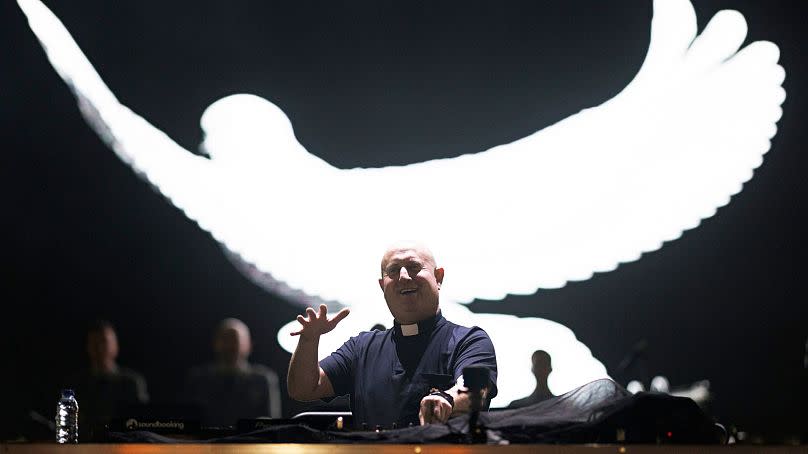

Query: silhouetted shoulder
left=249, top=363, right=280, bottom=382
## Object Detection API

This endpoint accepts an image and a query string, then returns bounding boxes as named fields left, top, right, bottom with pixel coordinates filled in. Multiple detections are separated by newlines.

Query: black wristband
left=429, top=388, right=454, bottom=407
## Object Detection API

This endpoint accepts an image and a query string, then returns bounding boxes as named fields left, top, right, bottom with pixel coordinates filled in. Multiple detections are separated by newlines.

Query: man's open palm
left=290, top=304, right=350, bottom=340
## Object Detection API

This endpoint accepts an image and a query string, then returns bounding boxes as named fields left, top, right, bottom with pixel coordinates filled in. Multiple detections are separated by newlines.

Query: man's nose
left=398, top=267, right=412, bottom=280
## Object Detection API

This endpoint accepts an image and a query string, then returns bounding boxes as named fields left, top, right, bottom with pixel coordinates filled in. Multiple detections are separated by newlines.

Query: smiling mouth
left=399, top=288, right=417, bottom=295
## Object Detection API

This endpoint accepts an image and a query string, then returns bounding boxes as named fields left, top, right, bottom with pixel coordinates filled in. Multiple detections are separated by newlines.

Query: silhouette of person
left=507, top=350, right=555, bottom=409
left=65, top=320, right=149, bottom=439
left=186, top=318, right=281, bottom=426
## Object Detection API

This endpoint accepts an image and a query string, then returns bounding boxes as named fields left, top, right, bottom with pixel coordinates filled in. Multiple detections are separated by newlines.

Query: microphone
left=462, top=366, right=490, bottom=443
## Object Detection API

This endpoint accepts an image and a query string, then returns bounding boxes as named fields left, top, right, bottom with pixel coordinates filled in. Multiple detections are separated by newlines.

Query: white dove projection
left=18, top=0, right=785, bottom=407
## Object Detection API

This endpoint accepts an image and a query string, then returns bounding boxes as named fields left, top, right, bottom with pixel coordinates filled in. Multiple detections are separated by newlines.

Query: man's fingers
left=330, top=308, right=351, bottom=325
left=423, top=407, right=433, bottom=424
left=420, top=397, right=451, bottom=423
left=290, top=330, right=302, bottom=336
left=420, top=399, right=434, bottom=425
left=440, top=403, right=451, bottom=422
left=418, top=397, right=451, bottom=425
left=306, top=307, right=317, bottom=319
left=296, top=315, right=307, bottom=324
left=318, top=304, right=327, bottom=318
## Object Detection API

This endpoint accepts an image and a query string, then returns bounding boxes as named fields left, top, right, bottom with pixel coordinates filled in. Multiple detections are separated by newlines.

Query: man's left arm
left=419, top=329, right=497, bottom=424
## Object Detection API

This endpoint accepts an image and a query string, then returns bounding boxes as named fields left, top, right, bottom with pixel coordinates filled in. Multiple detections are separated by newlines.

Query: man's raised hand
left=290, top=304, right=350, bottom=340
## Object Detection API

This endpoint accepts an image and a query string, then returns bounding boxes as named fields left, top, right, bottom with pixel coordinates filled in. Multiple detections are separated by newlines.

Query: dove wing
left=17, top=0, right=223, bottom=236
left=17, top=0, right=373, bottom=308
left=424, top=0, right=786, bottom=304
left=400, top=0, right=786, bottom=305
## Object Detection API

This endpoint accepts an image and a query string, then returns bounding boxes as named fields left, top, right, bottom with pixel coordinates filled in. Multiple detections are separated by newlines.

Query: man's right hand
left=290, top=304, right=350, bottom=340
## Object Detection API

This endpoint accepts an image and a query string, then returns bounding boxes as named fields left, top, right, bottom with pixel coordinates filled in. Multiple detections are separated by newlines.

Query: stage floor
left=1, top=444, right=806, bottom=454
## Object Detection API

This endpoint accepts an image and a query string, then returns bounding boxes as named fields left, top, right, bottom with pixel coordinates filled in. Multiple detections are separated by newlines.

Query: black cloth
left=319, top=311, right=497, bottom=428
left=507, top=390, right=555, bottom=409
left=185, top=363, right=282, bottom=426
left=65, top=366, right=149, bottom=440
left=485, top=380, right=721, bottom=444
left=107, top=379, right=722, bottom=444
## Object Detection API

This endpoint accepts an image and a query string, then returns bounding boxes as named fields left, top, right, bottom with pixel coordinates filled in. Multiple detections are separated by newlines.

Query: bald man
left=507, top=350, right=556, bottom=409
left=186, top=318, right=282, bottom=426
left=287, top=243, right=498, bottom=428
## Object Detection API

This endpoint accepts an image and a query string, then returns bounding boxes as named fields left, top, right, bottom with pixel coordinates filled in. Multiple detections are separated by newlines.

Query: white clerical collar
left=393, top=311, right=443, bottom=337
left=400, top=323, right=419, bottom=336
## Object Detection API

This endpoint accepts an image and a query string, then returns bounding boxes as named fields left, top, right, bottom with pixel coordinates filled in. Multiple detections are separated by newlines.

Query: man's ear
left=378, top=278, right=385, bottom=291
left=435, top=267, right=445, bottom=288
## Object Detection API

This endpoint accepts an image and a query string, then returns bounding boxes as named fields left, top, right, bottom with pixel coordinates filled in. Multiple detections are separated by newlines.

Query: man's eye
left=385, top=264, right=422, bottom=276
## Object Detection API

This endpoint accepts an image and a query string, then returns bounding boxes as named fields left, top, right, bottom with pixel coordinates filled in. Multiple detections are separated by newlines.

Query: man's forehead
left=385, top=250, right=424, bottom=263
left=381, top=245, right=435, bottom=267
left=217, top=318, right=251, bottom=338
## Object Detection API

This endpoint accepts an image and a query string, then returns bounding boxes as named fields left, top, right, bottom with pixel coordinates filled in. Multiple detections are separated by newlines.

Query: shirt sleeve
left=319, top=336, right=358, bottom=398
left=452, top=327, right=499, bottom=399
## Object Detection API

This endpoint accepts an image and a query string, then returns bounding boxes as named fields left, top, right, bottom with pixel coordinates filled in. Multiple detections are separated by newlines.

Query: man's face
left=87, top=327, right=119, bottom=365
left=215, top=325, right=251, bottom=363
left=378, top=246, right=444, bottom=324
left=532, top=351, right=552, bottom=378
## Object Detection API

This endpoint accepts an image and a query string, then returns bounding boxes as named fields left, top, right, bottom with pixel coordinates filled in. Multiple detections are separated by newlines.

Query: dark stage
left=1, top=0, right=805, bottom=445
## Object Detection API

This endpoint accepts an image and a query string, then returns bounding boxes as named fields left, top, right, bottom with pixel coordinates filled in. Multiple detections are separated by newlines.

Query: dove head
left=200, top=94, right=297, bottom=162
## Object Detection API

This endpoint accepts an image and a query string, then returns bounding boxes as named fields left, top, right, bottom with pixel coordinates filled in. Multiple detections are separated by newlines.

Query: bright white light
left=650, top=375, right=671, bottom=393
left=671, top=379, right=711, bottom=404
left=18, top=0, right=786, bottom=406
left=626, top=380, right=646, bottom=394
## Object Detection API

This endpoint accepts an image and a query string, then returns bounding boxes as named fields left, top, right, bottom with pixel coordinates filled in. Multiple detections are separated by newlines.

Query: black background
left=1, top=0, right=805, bottom=440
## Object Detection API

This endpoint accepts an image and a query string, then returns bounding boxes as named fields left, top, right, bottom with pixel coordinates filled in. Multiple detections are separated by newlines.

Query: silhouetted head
left=86, top=320, right=119, bottom=372
left=531, top=350, right=552, bottom=379
left=213, top=318, right=252, bottom=366
left=378, top=242, right=444, bottom=324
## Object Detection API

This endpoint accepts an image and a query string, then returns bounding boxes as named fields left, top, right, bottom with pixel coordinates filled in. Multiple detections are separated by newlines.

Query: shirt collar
left=393, top=310, right=444, bottom=338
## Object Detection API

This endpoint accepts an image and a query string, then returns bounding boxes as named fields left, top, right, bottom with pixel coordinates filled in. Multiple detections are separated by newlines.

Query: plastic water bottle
left=55, top=389, right=79, bottom=444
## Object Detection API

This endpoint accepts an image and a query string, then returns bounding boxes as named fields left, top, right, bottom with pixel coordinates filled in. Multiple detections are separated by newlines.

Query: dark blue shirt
left=319, top=311, right=497, bottom=428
